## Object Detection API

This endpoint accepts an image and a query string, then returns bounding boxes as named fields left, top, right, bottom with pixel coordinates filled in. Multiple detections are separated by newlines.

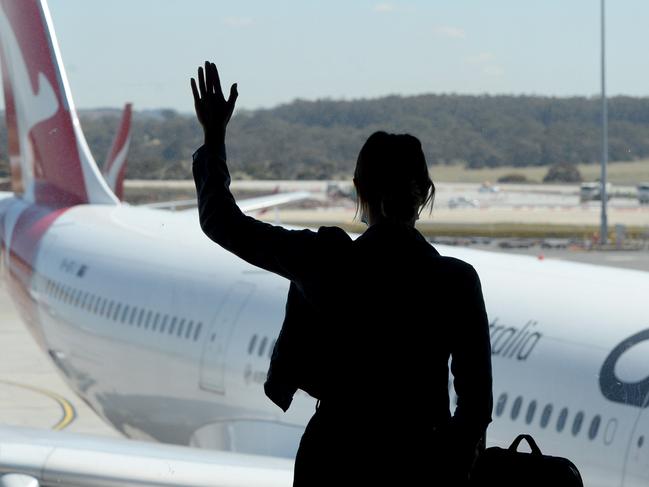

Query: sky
left=7, top=1, right=649, bottom=112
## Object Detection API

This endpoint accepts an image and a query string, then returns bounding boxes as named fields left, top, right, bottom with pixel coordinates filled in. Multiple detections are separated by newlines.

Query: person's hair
left=354, top=131, right=435, bottom=223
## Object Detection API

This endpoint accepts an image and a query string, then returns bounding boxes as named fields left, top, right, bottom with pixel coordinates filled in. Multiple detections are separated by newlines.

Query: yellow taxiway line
left=0, top=379, right=76, bottom=430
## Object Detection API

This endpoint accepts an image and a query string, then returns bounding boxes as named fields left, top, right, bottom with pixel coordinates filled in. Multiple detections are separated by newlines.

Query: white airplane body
left=0, top=1, right=647, bottom=486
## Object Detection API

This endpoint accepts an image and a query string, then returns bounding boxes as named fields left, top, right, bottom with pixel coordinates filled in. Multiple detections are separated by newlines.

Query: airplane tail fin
left=0, top=0, right=118, bottom=206
left=102, top=103, right=132, bottom=200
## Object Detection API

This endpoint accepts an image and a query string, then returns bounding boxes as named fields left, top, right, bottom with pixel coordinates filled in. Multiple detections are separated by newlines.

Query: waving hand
left=191, top=61, right=238, bottom=145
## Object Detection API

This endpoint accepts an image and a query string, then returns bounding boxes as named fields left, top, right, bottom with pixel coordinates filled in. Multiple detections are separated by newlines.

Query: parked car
left=580, top=182, right=612, bottom=202
left=448, top=196, right=480, bottom=209
left=638, top=183, right=649, bottom=204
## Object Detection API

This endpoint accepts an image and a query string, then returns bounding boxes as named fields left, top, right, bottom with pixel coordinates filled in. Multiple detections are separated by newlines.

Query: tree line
left=1, top=94, right=648, bottom=180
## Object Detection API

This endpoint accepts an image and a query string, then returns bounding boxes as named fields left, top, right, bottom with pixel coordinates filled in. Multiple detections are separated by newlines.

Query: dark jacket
left=193, top=143, right=493, bottom=484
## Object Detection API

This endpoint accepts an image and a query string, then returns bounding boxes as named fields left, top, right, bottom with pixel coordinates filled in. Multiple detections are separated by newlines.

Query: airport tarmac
left=0, top=278, right=120, bottom=438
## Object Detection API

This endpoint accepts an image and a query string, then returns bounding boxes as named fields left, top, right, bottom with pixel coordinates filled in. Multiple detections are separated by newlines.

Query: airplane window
left=137, top=309, right=145, bottom=327
left=129, top=307, right=137, bottom=325
left=248, top=335, right=258, bottom=355
left=168, top=317, right=177, bottom=335
left=511, top=396, right=522, bottom=420
left=106, top=300, right=114, bottom=317
left=540, top=404, right=553, bottom=428
left=160, top=315, right=169, bottom=333
left=588, top=415, right=601, bottom=440
left=193, top=322, right=203, bottom=341
left=88, top=294, right=96, bottom=312
left=525, top=400, right=537, bottom=425
left=100, top=298, right=108, bottom=316
left=185, top=321, right=194, bottom=339
left=177, top=319, right=185, bottom=337
left=258, top=337, right=268, bottom=357
left=74, top=289, right=82, bottom=307
left=495, top=393, right=507, bottom=417
left=557, top=408, right=568, bottom=433
left=81, top=292, right=89, bottom=309
left=121, top=305, right=130, bottom=323
left=638, top=436, right=645, bottom=448
left=152, top=312, right=160, bottom=331
left=145, top=310, right=152, bottom=329
left=113, top=303, right=121, bottom=321
left=572, top=411, right=584, bottom=436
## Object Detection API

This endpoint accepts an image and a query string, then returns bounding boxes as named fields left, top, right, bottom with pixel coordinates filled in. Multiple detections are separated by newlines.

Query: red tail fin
left=0, top=0, right=117, bottom=206
left=102, top=103, right=132, bottom=200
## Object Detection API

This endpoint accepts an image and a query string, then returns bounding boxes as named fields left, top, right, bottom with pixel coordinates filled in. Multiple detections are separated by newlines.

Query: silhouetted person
left=191, top=62, right=493, bottom=486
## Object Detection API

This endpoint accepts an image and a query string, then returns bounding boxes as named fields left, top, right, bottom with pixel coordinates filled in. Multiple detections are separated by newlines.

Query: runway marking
left=0, top=379, right=76, bottom=430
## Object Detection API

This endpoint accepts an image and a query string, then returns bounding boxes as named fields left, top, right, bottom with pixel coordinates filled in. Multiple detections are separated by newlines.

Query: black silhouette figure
left=191, top=62, right=493, bottom=486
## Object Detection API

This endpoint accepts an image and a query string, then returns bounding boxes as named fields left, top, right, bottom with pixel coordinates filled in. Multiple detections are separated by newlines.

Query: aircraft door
left=199, top=281, right=255, bottom=394
left=623, top=392, right=649, bottom=486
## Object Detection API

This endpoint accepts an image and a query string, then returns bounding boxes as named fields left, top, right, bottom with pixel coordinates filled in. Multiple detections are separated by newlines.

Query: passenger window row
left=494, top=392, right=607, bottom=442
left=248, top=334, right=276, bottom=359
left=41, top=276, right=203, bottom=342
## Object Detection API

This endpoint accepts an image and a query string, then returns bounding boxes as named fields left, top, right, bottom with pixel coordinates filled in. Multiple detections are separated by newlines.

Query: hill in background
left=1, top=94, right=648, bottom=180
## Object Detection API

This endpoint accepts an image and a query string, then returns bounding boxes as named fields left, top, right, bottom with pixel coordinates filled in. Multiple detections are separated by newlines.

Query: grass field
left=430, top=159, right=649, bottom=185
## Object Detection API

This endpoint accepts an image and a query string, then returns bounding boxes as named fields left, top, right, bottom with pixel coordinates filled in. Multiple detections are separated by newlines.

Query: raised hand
left=191, top=61, right=238, bottom=145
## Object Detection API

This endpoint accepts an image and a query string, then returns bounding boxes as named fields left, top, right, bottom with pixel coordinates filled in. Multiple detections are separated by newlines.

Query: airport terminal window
left=511, top=396, right=522, bottom=420
left=525, top=400, right=537, bottom=425
left=588, top=415, right=601, bottom=440
left=194, top=322, right=203, bottom=341
left=572, top=411, right=584, bottom=436
left=258, top=337, right=268, bottom=357
left=557, top=408, right=568, bottom=432
left=540, top=404, right=553, bottom=428
left=495, top=393, right=507, bottom=417
left=248, top=335, right=258, bottom=354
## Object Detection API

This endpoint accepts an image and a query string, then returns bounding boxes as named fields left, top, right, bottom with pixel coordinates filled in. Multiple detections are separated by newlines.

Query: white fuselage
left=1, top=196, right=648, bottom=487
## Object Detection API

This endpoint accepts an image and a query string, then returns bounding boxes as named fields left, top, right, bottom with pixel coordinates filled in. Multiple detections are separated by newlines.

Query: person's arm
left=190, top=62, right=320, bottom=282
left=448, top=263, right=493, bottom=476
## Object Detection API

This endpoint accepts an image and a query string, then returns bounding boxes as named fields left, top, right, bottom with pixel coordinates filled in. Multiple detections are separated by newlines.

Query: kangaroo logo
left=599, top=329, right=649, bottom=408
left=0, top=4, right=59, bottom=200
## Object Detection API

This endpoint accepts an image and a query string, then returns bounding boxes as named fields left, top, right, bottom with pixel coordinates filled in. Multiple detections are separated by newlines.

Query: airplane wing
left=0, top=425, right=293, bottom=487
left=142, top=191, right=312, bottom=213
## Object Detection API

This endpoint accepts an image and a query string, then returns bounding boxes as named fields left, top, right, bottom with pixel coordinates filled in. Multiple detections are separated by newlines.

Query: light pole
left=600, top=0, right=609, bottom=245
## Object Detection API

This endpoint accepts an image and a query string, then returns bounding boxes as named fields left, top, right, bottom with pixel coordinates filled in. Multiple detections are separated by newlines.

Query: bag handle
left=508, top=434, right=543, bottom=455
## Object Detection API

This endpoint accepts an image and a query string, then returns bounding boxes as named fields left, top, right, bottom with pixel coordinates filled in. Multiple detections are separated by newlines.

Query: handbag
left=470, top=434, right=584, bottom=487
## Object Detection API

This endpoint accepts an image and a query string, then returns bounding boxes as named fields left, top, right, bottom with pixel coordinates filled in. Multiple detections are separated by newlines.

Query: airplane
left=0, top=1, right=647, bottom=486
left=101, top=103, right=132, bottom=201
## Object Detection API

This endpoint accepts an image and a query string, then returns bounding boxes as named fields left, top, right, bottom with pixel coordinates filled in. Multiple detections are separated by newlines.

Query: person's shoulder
left=316, top=225, right=353, bottom=244
left=436, top=255, right=479, bottom=280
